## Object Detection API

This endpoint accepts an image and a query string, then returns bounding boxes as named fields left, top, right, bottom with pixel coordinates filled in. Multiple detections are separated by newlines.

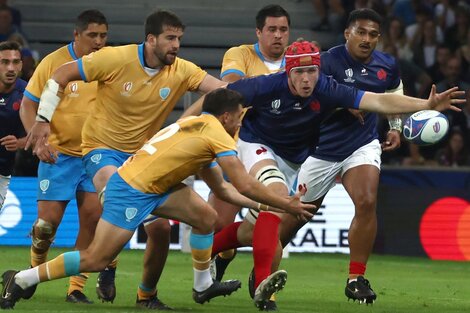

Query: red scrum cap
left=285, top=40, right=321, bottom=74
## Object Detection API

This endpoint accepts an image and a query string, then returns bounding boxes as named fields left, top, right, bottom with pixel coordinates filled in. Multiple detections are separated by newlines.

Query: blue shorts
left=102, top=172, right=170, bottom=231
left=37, top=153, right=95, bottom=201
left=82, top=149, right=131, bottom=180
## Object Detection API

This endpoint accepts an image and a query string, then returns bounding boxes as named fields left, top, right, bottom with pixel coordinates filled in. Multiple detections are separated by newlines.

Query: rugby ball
left=403, top=110, right=449, bottom=146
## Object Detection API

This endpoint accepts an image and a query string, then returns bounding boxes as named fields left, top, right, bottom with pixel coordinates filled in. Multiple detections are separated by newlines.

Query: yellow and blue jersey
left=24, top=43, right=97, bottom=157
left=220, top=43, right=285, bottom=79
left=118, top=113, right=237, bottom=194
left=78, top=43, right=207, bottom=155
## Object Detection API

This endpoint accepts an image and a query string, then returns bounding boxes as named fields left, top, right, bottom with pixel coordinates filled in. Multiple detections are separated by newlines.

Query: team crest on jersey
left=125, top=208, right=138, bottom=221
left=309, top=100, right=320, bottom=112
left=39, top=179, right=50, bottom=193
left=344, top=68, right=355, bottom=83
left=12, top=101, right=20, bottom=111
left=120, top=82, right=133, bottom=97
left=90, top=153, right=102, bottom=164
left=159, top=88, right=171, bottom=100
left=270, top=99, right=281, bottom=114
left=377, top=69, right=387, bottom=81
left=68, top=82, right=79, bottom=98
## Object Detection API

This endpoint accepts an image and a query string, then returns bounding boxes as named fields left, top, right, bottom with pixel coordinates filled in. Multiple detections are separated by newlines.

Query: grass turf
left=1, top=247, right=469, bottom=312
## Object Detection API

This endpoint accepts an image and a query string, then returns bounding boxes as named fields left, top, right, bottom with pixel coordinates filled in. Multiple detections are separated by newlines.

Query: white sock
left=15, top=267, right=40, bottom=289
left=193, top=268, right=212, bottom=292
left=348, top=278, right=358, bottom=283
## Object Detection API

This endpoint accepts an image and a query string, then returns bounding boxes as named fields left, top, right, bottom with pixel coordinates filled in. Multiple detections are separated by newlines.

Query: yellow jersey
left=79, top=44, right=207, bottom=155
left=24, top=43, right=97, bottom=156
left=220, top=43, right=285, bottom=79
left=119, top=113, right=237, bottom=194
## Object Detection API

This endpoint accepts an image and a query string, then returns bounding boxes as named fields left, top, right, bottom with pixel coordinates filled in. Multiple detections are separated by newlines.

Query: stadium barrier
left=1, top=167, right=469, bottom=260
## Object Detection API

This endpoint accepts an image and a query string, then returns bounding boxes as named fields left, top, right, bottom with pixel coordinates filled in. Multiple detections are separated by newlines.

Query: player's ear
left=146, top=34, right=157, bottom=46
left=344, top=28, right=350, bottom=41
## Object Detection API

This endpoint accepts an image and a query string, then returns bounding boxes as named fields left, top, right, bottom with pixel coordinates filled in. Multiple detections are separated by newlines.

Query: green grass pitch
left=1, top=247, right=469, bottom=312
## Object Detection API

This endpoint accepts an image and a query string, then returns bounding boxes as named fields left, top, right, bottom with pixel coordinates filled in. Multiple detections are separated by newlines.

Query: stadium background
left=1, top=0, right=470, bottom=262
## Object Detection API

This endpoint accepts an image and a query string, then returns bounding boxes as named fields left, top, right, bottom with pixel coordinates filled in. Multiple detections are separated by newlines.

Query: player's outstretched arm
left=199, top=165, right=284, bottom=213
left=359, top=85, right=465, bottom=114
left=217, top=155, right=315, bottom=221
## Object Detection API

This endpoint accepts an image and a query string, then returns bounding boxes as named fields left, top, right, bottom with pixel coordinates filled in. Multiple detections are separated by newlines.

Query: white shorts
left=297, top=139, right=381, bottom=202
left=237, top=138, right=301, bottom=224
left=0, top=174, right=11, bottom=211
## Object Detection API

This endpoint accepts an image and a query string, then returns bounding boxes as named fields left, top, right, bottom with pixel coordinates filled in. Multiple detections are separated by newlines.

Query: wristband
left=257, top=203, right=269, bottom=211
left=388, top=117, right=402, bottom=133
left=37, top=79, right=61, bottom=122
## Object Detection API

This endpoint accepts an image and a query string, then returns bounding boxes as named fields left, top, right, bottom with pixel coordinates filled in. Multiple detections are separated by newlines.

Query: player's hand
left=382, top=130, right=401, bottom=152
left=427, top=84, right=465, bottom=112
left=348, top=108, right=365, bottom=125
left=0, top=135, right=20, bottom=151
left=286, top=191, right=315, bottom=222
left=25, top=121, right=51, bottom=151
left=34, top=137, right=58, bottom=164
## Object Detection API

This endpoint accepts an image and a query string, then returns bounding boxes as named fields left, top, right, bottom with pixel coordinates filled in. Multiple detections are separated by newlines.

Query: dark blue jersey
left=313, top=45, right=401, bottom=161
left=228, top=71, right=364, bottom=164
left=0, top=79, right=27, bottom=176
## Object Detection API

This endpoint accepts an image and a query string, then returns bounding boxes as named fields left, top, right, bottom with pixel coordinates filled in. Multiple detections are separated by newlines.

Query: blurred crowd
left=5, top=0, right=470, bottom=176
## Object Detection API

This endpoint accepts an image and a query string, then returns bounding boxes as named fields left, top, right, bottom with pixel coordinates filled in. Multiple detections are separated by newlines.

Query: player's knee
left=145, top=218, right=171, bottom=235
left=198, top=207, right=217, bottom=233
left=354, top=193, right=377, bottom=216
left=31, top=218, right=57, bottom=253
left=255, top=165, right=287, bottom=187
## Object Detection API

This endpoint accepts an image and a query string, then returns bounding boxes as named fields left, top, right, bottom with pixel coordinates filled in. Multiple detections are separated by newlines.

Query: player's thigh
left=296, top=156, right=341, bottom=203
left=341, top=140, right=381, bottom=204
left=209, top=192, right=240, bottom=231
left=101, top=173, right=170, bottom=232
left=156, top=184, right=217, bottom=232
left=76, top=191, right=101, bottom=224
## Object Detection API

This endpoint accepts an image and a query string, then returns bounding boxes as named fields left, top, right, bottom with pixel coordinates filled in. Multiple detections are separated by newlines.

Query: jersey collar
left=254, top=43, right=285, bottom=68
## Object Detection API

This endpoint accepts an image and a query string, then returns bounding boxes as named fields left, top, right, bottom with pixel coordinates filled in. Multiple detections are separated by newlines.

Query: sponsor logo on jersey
left=293, top=102, right=302, bottom=110
left=0, top=98, right=5, bottom=105
left=159, top=87, right=171, bottom=100
left=125, top=207, right=138, bottom=221
left=39, top=179, right=50, bottom=193
left=270, top=99, right=281, bottom=114
left=361, top=68, right=368, bottom=76
left=90, top=153, right=102, bottom=164
left=377, top=69, right=387, bottom=81
left=68, top=82, right=79, bottom=98
left=120, top=82, right=133, bottom=97
left=344, top=68, right=355, bottom=83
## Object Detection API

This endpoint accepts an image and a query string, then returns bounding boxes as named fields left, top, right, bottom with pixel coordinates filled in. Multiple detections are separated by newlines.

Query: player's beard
left=160, top=52, right=177, bottom=66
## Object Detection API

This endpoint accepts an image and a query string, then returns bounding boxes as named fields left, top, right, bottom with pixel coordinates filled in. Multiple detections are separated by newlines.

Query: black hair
left=75, top=9, right=108, bottom=32
left=145, top=10, right=185, bottom=37
left=256, top=4, right=290, bottom=30
left=347, top=8, right=382, bottom=28
left=202, top=88, right=244, bottom=116
left=0, top=40, right=20, bottom=52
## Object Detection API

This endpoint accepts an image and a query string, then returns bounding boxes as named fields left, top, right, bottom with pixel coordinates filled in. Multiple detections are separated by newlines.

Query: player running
left=0, top=88, right=314, bottom=310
